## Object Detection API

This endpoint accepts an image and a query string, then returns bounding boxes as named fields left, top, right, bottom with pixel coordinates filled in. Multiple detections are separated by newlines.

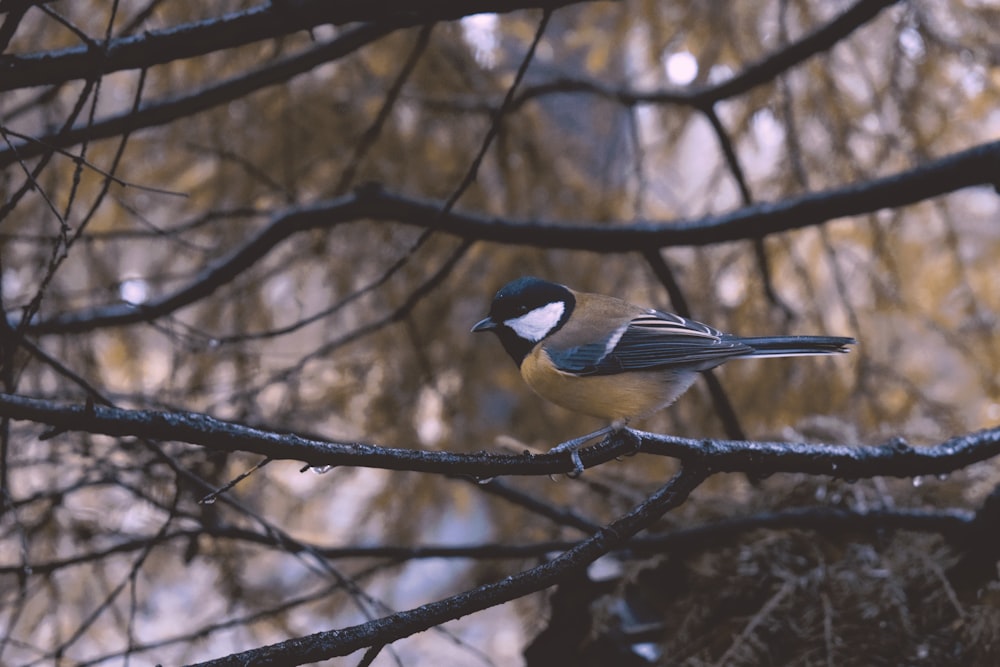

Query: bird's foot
left=548, top=426, right=614, bottom=454
left=550, top=424, right=632, bottom=476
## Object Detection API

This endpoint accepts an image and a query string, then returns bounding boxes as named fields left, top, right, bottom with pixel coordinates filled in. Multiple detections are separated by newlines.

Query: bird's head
left=471, top=277, right=575, bottom=365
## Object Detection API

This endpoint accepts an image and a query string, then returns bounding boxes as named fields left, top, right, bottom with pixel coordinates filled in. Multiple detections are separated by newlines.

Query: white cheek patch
left=505, top=302, right=565, bottom=342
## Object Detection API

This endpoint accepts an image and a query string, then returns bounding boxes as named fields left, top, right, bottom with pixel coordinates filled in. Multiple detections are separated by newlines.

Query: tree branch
left=2, top=393, right=1000, bottom=480
left=508, top=0, right=900, bottom=111
left=18, top=139, right=1000, bottom=335
left=0, top=0, right=610, bottom=92
left=1, top=506, right=969, bottom=577
left=187, top=464, right=709, bottom=666
left=0, top=23, right=396, bottom=168
left=0, top=0, right=900, bottom=167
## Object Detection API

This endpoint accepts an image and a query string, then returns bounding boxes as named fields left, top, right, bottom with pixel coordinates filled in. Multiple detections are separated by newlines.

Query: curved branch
left=0, top=0, right=900, bottom=165
left=0, top=23, right=396, bottom=168
left=0, top=0, right=604, bottom=92
left=19, top=139, right=1000, bottom=335
left=2, top=2, right=315, bottom=92
left=354, top=140, right=995, bottom=250
left=508, top=0, right=900, bottom=111
left=2, top=506, right=969, bottom=577
left=1, top=393, right=1000, bottom=480
left=188, top=464, right=709, bottom=666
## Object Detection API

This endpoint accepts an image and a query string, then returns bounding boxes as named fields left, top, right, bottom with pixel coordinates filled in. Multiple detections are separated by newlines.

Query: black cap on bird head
left=471, top=277, right=575, bottom=365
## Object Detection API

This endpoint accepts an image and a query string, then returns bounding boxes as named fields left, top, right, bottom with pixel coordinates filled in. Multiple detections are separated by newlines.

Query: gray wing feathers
left=547, top=312, right=752, bottom=375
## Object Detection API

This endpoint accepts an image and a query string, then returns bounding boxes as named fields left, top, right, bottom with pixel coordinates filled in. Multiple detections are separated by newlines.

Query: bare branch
left=0, top=506, right=969, bottom=578
left=0, top=23, right=397, bottom=168
left=507, top=0, right=901, bottom=112
left=0, top=0, right=612, bottom=92
left=1, top=393, right=999, bottom=480
left=187, top=464, right=709, bottom=666
left=18, top=139, right=1000, bottom=335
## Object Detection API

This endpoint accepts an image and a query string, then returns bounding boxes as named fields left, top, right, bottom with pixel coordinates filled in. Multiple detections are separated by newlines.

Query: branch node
left=39, top=425, right=68, bottom=440
left=884, top=436, right=912, bottom=454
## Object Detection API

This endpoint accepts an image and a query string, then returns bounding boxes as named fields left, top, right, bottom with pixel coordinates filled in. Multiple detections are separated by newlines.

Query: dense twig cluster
left=2, top=0, right=998, bottom=665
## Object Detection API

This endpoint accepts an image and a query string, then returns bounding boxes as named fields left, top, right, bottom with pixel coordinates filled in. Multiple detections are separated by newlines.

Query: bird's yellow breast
left=520, top=347, right=697, bottom=421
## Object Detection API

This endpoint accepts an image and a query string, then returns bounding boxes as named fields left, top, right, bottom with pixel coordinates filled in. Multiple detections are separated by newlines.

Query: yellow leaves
left=365, top=46, right=399, bottom=79
left=585, top=41, right=611, bottom=74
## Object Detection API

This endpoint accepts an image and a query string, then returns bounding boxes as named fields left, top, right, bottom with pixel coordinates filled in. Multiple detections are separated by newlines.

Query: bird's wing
left=546, top=311, right=752, bottom=376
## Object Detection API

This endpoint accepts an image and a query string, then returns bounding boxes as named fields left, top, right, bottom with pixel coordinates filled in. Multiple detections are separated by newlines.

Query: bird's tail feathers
left=735, top=335, right=855, bottom=358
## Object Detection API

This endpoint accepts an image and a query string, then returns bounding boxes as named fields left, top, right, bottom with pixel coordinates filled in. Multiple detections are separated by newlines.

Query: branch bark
left=0, top=0, right=611, bottom=92
left=0, top=23, right=397, bottom=168
left=187, top=464, right=709, bottom=666
left=18, top=139, right=1000, bottom=335
left=2, top=393, right=999, bottom=480
left=0, top=0, right=899, bottom=164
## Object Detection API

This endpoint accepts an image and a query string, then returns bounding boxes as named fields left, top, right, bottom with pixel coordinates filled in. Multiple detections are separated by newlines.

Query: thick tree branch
left=18, top=139, right=1000, bottom=335
left=0, top=23, right=397, bottom=168
left=0, top=0, right=606, bottom=92
left=1, top=1, right=898, bottom=167
left=188, top=464, right=708, bottom=666
left=349, top=140, right=994, bottom=249
left=1, top=393, right=999, bottom=480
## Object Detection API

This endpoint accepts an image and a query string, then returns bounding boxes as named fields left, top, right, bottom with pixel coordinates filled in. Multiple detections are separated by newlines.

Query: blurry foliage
left=1, top=0, right=999, bottom=665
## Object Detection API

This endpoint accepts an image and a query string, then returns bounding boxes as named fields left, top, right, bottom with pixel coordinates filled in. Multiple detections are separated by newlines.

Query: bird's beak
left=471, top=317, right=497, bottom=333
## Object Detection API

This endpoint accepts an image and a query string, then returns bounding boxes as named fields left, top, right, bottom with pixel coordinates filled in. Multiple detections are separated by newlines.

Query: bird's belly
left=521, top=353, right=697, bottom=421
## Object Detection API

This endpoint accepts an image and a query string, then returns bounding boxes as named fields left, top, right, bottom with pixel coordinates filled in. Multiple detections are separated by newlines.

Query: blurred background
left=1, top=1, right=999, bottom=665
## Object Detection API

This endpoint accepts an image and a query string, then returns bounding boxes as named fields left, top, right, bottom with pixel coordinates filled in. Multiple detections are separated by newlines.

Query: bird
left=471, top=276, right=855, bottom=472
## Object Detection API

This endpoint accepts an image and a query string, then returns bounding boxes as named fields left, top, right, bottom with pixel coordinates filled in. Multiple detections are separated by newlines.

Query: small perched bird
left=472, top=277, right=855, bottom=470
